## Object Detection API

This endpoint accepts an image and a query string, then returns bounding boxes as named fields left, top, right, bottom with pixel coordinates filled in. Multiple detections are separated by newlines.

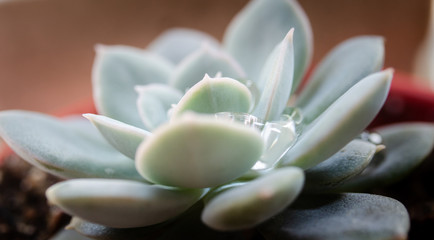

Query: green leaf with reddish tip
left=136, top=113, right=264, bottom=188
left=224, top=0, right=312, bottom=91
left=92, top=45, right=173, bottom=128
left=171, top=76, right=253, bottom=118
left=281, top=69, right=393, bottom=169
left=304, top=139, right=376, bottom=193
left=253, top=29, right=295, bottom=121
left=259, top=193, right=410, bottom=240
left=46, top=179, right=205, bottom=228
left=296, top=36, right=385, bottom=124
left=202, top=167, right=304, bottom=231
left=83, top=114, right=151, bottom=160
left=337, top=123, right=434, bottom=191
left=147, top=28, right=220, bottom=64
left=170, top=45, right=246, bottom=92
left=136, top=84, right=183, bottom=130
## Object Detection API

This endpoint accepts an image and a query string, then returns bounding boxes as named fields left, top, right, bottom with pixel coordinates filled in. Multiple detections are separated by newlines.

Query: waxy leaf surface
left=0, top=111, right=143, bottom=180
left=202, top=167, right=304, bottom=231
left=92, top=45, right=173, bottom=128
left=136, top=84, right=183, bottom=130
left=281, top=69, right=392, bottom=169
left=84, top=114, right=151, bottom=160
left=253, top=30, right=295, bottom=121
left=148, top=28, right=220, bottom=64
left=46, top=179, right=205, bottom=228
left=136, top=114, right=263, bottom=188
left=224, top=0, right=312, bottom=91
left=170, top=46, right=245, bottom=92
left=171, top=76, right=253, bottom=118
left=296, top=36, right=384, bottom=123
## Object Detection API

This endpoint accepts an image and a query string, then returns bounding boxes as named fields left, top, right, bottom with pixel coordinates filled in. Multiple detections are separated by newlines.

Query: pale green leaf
left=259, top=193, right=410, bottom=240
left=0, top=110, right=143, bottom=181
left=148, top=28, right=220, bottom=64
left=92, top=45, right=173, bottom=128
left=296, top=36, right=384, bottom=123
left=46, top=179, right=205, bottom=228
left=224, top=0, right=312, bottom=91
left=253, top=29, right=295, bottom=121
left=135, top=113, right=264, bottom=188
left=83, top=114, right=151, bottom=160
left=136, top=84, right=183, bottom=130
left=202, top=167, right=304, bottom=231
left=171, top=76, right=253, bottom=119
left=280, top=69, right=392, bottom=169
left=170, top=45, right=246, bottom=92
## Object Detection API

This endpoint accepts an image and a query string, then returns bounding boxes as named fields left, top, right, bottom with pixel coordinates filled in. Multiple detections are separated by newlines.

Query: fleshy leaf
left=46, top=179, right=205, bottom=228
left=92, top=45, right=173, bottom=128
left=136, top=84, right=183, bottom=130
left=83, top=114, right=151, bottom=160
left=171, top=75, right=253, bottom=119
left=224, top=0, right=312, bottom=91
left=296, top=36, right=385, bottom=123
left=280, top=69, right=392, bottom=169
left=337, top=123, right=434, bottom=191
left=170, top=45, right=246, bottom=92
left=202, top=167, right=304, bottom=231
left=253, top=30, right=295, bottom=121
left=303, top=139, right=376, bottom=193
left=147, top=28, right=220, bottom=64
left=259, top=193, right=410, bottom=240
left=0, top=110, right=143, bottom=181
left=136, top=113, right=264, bottom=188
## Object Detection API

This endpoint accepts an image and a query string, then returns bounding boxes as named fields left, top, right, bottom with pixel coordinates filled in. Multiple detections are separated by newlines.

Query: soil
left=0, top=155, right=69, bottom=240
left=0, top=152, right=433, bottom=240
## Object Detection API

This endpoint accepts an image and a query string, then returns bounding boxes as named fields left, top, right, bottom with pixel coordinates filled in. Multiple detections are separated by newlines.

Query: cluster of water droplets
left=215, top=107, right=303, bottom=171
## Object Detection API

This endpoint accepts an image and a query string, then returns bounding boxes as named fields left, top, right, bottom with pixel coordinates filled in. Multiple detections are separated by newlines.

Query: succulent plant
left=1, top=0, right=434, bottom=239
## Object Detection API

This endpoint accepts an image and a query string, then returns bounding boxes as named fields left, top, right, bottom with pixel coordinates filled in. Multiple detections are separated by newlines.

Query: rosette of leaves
left=1, top=0, right=433, bottom=239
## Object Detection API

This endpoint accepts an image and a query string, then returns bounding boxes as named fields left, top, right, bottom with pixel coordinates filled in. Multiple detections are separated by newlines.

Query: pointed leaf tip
left=83, top=113, right=151, bottom=160
left=282, top=69, right=392, bottom=169
left=253, top=29, right=295, bottom=121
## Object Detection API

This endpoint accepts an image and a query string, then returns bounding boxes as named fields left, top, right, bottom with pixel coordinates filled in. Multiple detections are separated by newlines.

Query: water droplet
left=104, top=168, right=115, bottom=175
left=253, top=118, right=298, bottom=170
left=215, top=111, right=302, bottom=171
left=282, top=106, right=303, bottom=125
left=214, top=112, right=264, bottom=130
left=359, top=131, right=382, bottom=145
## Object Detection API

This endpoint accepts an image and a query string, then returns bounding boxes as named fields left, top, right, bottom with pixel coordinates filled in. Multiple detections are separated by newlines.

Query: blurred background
left=0, top=0, right=431, bottom=113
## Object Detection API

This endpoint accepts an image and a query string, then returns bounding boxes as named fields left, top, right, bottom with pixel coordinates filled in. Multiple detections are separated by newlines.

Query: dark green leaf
left=259, top=193, right=410, bottom=240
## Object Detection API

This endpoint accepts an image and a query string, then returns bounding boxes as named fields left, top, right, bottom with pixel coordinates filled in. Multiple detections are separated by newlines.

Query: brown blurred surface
left=0, top=0, right=430, bottom=113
